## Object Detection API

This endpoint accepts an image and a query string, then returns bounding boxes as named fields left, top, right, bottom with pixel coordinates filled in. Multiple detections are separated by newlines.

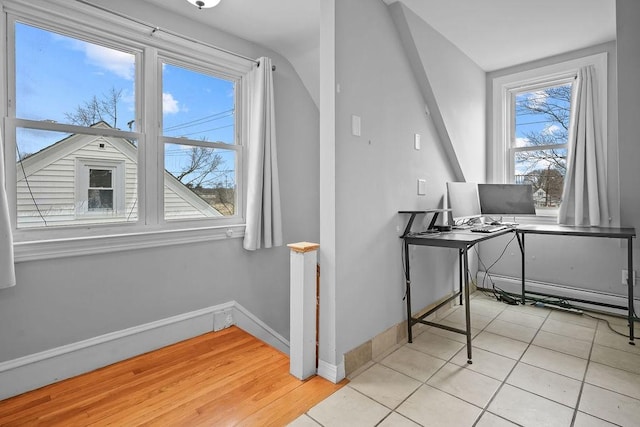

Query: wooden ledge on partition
left=287, top=242, right=320, bottom=253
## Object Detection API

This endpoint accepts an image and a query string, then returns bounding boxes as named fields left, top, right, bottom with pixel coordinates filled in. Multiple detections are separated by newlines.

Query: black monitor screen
left=478, top=184, right=536, bottom=216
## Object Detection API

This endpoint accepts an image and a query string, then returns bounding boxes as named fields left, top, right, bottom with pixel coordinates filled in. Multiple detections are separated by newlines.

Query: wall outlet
left=622, top=269, right=636, bottom=286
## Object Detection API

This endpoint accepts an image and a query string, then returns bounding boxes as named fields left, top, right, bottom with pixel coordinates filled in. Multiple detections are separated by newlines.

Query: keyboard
left=470, top=224, right=508, bottom=233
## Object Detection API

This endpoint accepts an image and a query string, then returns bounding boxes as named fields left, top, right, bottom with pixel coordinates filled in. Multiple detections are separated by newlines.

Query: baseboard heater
left=477, top=271, right=639, bottom=316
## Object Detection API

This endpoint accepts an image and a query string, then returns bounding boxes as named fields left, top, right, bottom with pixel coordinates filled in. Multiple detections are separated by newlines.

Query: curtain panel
left=0, top=127, right=16, bottom=288
left=243, top=57, right=283, bottom=250
left=558, top=65, right=609, bottom=226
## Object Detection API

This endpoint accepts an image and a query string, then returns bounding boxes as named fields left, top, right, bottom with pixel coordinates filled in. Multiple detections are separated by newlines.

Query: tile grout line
left=569, top=316, right=598, bottom=427
left=399, top=298, right=509, bottom=426
left=300, top=293, right=640, bottom=427
left=371, top=296, right=510, bottom=426
left=471, top=300, right=552, bottom=426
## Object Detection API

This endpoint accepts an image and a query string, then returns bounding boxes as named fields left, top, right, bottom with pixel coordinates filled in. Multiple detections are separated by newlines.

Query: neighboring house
left=16, top=122, right=221, bottom=228
left=533, top=188, right=547, bottom=206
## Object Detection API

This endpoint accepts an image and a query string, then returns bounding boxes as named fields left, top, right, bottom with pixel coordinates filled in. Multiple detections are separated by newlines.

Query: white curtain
left=243, top=57, right=283, bottom=250
left=0, top=127, right=16, bottom=288
left=558, top=65, right=609, bottom=226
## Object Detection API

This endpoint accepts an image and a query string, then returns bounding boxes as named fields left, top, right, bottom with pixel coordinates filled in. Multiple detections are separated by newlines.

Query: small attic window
left=99, top=143, right=105, bottom=149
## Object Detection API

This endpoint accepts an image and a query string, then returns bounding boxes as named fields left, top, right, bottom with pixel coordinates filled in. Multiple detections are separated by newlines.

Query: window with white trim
left=2, top=0, right=251, bottom=258
left=491, top=53, right=607, bottom=217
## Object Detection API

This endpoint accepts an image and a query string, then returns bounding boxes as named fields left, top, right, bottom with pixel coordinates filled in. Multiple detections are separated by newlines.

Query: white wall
left=325, top=0, right=486, bottom=366
left=0, top=0, right=319, bottom=363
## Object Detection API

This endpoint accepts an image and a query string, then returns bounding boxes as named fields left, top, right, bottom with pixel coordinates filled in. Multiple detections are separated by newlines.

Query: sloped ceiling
left=386, top=0, right=616, bottom=71
left=141, top=0, right=615, bottom=105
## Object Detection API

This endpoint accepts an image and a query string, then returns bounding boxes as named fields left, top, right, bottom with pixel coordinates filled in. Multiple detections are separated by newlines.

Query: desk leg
left=462, top=248, right=473, bottom=364
left=628, top=237, right=635, bottom=345
left=459, top=249, right=464, bottom=305
left=517, top=232, right=526, bottom=304
left=405, top=240, right=413, bottom=343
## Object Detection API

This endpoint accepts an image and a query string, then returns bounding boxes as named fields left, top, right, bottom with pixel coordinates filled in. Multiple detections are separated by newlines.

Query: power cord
left=473, top=233, right=519, bottom=305
left=582, top=312, right=636, bottom=338
left=471, top=233, right=639, bottom=338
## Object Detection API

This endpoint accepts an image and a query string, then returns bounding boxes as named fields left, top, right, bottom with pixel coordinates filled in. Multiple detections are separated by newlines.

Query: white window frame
left=75, top=159, right=125, bottom=216
left=1, top=0, right=253, bottom=261
left=158, top=55, right=244, bottom=223
left=490, top=53, right=608, bottom=220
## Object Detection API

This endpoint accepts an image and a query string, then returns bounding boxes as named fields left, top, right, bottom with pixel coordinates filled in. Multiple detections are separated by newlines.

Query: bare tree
left=65, top=87, right=123, bottom=128
left=176, top=146, right=224, bottom=188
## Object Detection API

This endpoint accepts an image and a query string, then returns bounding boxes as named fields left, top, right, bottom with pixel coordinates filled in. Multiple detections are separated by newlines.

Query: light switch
left=351, top=115, right=361, bottom=137
left=417, top=179, right=426, bottom=195
left=414, top=133, right=421, bottom=150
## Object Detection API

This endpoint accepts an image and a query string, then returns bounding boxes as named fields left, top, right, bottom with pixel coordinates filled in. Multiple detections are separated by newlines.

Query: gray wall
left=481, top=42, right=628, bottom=298
left=481, top=37, right=640, bottom=302
left=0, top=0, right=319, bottom=362
left=617, top=0, right=640, bottom=272
left=395, top=4, right=486, bottom=183
left=330, top=0, right=486, bottom=359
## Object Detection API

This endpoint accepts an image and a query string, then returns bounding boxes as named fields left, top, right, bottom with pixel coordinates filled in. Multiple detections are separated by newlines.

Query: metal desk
left=400, top=211, right=514, bottom=364
left=515, top=224, right=637, bottom=344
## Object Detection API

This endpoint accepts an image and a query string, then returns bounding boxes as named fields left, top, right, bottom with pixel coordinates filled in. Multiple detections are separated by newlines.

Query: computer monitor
left=446, top=182, right=482, bottom=223
left=478, top=184, right=536, bottom=216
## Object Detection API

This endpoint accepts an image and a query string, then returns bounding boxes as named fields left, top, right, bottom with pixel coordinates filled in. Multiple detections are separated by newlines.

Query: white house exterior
left=16, top=122, right=221, bottom=228
left=533, top=188, right=547, bottom=206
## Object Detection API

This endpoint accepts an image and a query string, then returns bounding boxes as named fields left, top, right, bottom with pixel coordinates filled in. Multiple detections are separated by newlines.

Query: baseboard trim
left=0, top=301, right=289, bottom=400
left=233, top=304, right=290, bottom=354
left=317, top=359, right=345, bottom=384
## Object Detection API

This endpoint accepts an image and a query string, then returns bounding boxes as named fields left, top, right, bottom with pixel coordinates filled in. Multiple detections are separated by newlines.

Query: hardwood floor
left=0, top=326, right=346, bottom=426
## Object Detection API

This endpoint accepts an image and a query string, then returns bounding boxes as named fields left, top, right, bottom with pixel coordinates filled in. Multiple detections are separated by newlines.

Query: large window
left=491, top=53, right=607, bottom=217
left=2, top=1, right=252, bottom=258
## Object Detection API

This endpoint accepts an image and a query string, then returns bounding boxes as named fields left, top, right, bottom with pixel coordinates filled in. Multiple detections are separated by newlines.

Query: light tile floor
left=290, top=291, right=640, bottom=427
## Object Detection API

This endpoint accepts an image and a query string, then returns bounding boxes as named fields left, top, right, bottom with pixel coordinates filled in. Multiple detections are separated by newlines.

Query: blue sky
left=16, top=21, right=236, bottom=182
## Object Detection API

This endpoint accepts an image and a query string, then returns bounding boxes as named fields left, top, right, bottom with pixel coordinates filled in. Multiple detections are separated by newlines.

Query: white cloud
left=163, top=92, right=180, bottom=114
left=525, top=90, right=549, bottom=108
left=62, top=37, right=134, bottom=80
left=83, top=43, right=135, bottom=81
left=543, top=124, right=562, bottom=135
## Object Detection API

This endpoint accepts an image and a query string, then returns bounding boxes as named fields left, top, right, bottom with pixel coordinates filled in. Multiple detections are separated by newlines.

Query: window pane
left=515, top=148, right=567, bottom=208
left=88, top=189, right=113, bottom=210
left=514, top=83, right=572, bottom=148
left=164, top=143, right=236, bottom=219
left=89, top=169, right=112, bottom=188
left=162, top=62, right=235, bottom=144
left=511, top=81, right=573, bottom=212
left=16, top=128, right=138, bottom=228
left=15, top=22, right=135, bottom=129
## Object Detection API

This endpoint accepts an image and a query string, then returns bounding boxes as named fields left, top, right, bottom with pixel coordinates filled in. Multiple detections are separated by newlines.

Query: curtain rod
left=74, top=0, right=275, bottom=71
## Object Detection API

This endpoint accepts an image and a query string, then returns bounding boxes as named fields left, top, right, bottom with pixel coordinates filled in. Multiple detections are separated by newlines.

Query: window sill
left=514, top=215, right=558, bottom=225
left=13, top=224, right=246, bottom=262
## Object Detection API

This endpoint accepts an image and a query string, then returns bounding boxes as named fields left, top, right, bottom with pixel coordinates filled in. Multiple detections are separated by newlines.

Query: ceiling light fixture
left=186, top=0, right=221, bottom=9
